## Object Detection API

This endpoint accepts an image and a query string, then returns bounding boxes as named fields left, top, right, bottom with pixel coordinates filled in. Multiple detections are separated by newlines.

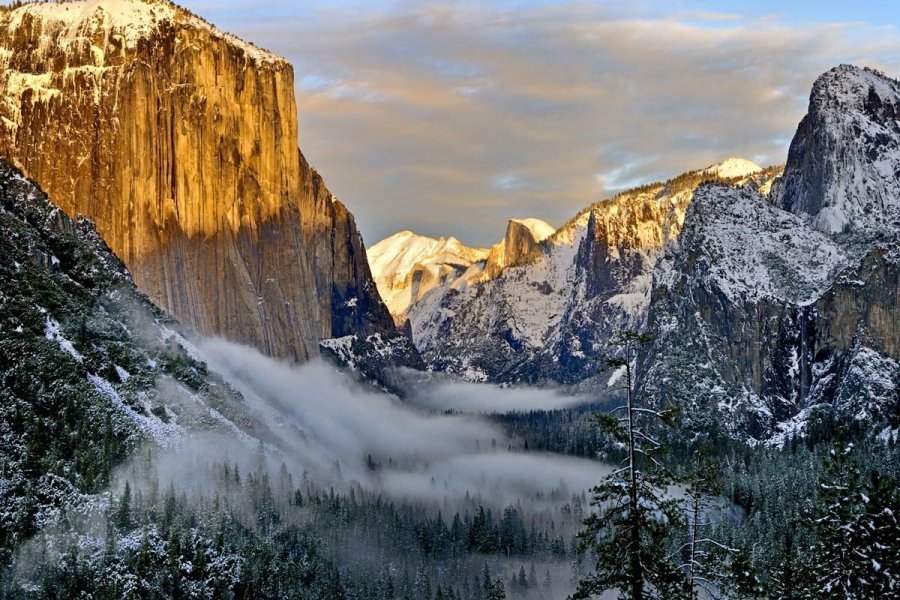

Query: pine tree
left=768, top=530, right=802, bottom=600
left=574, top=331, right=685, bottom=600
left=680, top=449, right=735, bottom=598
left=804, top=439, right=866, bottom=599
left=115, top=481, right=132, bottom=531
left=853, top=468, right=900, bottom=598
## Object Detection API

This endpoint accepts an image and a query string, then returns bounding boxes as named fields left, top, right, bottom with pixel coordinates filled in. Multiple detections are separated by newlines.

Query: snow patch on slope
left=44, top=317, right=83, bottom=363
left=667, top=184, right=849, bottom=303
left=87, top=373, right=183, bottom=448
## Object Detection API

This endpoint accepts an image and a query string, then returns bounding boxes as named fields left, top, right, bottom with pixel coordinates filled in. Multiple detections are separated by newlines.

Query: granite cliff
left=0, top=0, right=400, bottom=362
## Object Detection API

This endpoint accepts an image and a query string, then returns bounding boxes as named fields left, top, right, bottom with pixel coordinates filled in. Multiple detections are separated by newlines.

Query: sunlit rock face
left=0, top=0, right=396, bottom=361
left=483, top=218, right=555, bottom=279
left=380, top=160, right=776, bottom=385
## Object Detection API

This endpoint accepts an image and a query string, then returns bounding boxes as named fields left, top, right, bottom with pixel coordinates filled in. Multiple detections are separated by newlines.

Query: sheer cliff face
left=482, top=218, right=554, bottom=279
left=776, top=65, right=900, bottom=237
left=0, top=0, right=394, bottom=361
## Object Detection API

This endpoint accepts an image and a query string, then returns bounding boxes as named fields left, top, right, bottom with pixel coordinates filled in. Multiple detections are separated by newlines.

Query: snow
left=367, top=230, right=489, bottom=319
left=87, top=373, right=182, bottom=447
left=115, top=365, right=131, bottom=382
left=320, top=332, right=405, bottom=373
left=677, top=185, right=849, bottom=303
left=606, top=365, right=626, bottom=388
left=0, top=0, right=285, bottom=114
left=768, top=406, right=819, bottom=448
left=5, top=0, right=283, bottom=64
left=6, top=0, right=176, bottom=49
left=44, top=317, right=83, bottom=363
left=702, top=157, right=762, bottom=179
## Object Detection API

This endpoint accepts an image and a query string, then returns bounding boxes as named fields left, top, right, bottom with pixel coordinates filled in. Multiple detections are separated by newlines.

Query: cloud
left=180, top=1, right=900, bottom=246
left=194, top=337, right=610, bottom=507
left=406, top=379, right=592, bottom=413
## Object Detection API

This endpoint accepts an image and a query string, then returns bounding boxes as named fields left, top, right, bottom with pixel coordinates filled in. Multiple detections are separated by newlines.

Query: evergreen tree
left=768, top=531, right=803, bottom=600
left=114, top=481, right=133, bottom=531
left=680, top=449, right=734, bottom=598
left=574, top=331, right=685, bottom=600
left=804, top=439, right=867, bottom=599
left=855, top=469, right=900, bottom=598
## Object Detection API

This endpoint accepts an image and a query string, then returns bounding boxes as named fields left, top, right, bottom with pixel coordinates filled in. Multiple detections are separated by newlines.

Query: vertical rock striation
left=0, top=0, right=399, bottom=362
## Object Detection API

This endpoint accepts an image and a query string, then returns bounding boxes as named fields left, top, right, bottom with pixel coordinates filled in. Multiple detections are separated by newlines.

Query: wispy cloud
left=180, top=1, right=900, bottom=246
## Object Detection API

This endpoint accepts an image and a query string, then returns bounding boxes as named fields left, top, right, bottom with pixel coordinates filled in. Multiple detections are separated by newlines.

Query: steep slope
left=0, top=160, right=270, bottom=565
left=0, top=0, right=399, bottom=363
left=407, top=160, right=778, bottom=384
left=368, top=231, right=489, bottom=323
left=482, top=217, right=555, bottom=278
left=637, top=66, right=900, bottom=443
left=776, top=65, right=900, bottom=237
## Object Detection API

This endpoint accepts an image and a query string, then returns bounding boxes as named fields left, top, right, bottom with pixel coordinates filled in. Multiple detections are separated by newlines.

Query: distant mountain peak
left=702, top=157, right=762, bottom=179
left=368, top=231, right=490, bottom=321
left=508, top=218, right=555, bottom=242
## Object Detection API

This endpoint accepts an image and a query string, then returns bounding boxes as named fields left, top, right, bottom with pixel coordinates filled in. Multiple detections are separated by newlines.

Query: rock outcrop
left=776, top=65, right=900, bottom=237
left=0, top=0, right=399, bottom=362
left=483, top=218, right=555, bottom=279
left=637, top=66, right=900, bottom=442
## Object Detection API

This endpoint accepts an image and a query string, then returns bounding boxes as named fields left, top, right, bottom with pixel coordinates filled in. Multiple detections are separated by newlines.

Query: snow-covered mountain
left=388, top=159, right=778, bottom=384
left=637, top=65, right=900, bottom=443
left=368, top=231, right=489, bottom=323
left=370, top=66, right=897, bottom=443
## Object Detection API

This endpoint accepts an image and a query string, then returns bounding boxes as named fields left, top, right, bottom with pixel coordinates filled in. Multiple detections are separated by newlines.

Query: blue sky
left=178, top=0, right=900, bottom=246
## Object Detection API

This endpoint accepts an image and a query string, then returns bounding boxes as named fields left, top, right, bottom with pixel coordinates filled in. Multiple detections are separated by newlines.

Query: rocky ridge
left=387, top=159, right=776, bottom=384
left=637, top=66, right=900, bottom=442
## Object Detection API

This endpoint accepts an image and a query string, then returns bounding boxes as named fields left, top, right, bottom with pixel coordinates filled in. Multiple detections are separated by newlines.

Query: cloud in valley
left=406, top=378, right=592, bottom=413
left=193, top=337, right=609, bottom=506
left=178, top=1, right=900, bottom=246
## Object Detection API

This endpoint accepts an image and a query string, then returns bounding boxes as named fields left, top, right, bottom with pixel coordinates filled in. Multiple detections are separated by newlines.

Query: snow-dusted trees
left=574, top=331, right=684, bottom=600
left=679, top=449, right=734, bottom=599
left=804, top=439, right=900, bottom=599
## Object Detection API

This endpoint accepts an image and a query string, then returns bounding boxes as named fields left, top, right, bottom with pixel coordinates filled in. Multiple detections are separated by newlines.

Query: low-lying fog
left=191, top=337, right=608, bottom=508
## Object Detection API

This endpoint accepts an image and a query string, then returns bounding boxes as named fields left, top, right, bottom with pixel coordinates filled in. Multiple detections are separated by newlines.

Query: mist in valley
left=11, top=335, right=612, bottom=598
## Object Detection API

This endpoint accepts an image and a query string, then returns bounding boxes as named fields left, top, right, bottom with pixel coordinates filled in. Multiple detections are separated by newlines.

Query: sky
left=180, top=0, right=900, bottom=246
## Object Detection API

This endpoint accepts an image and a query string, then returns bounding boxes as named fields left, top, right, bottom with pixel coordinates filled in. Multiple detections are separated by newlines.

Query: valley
left=0, top=1, right=897, bottom=599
